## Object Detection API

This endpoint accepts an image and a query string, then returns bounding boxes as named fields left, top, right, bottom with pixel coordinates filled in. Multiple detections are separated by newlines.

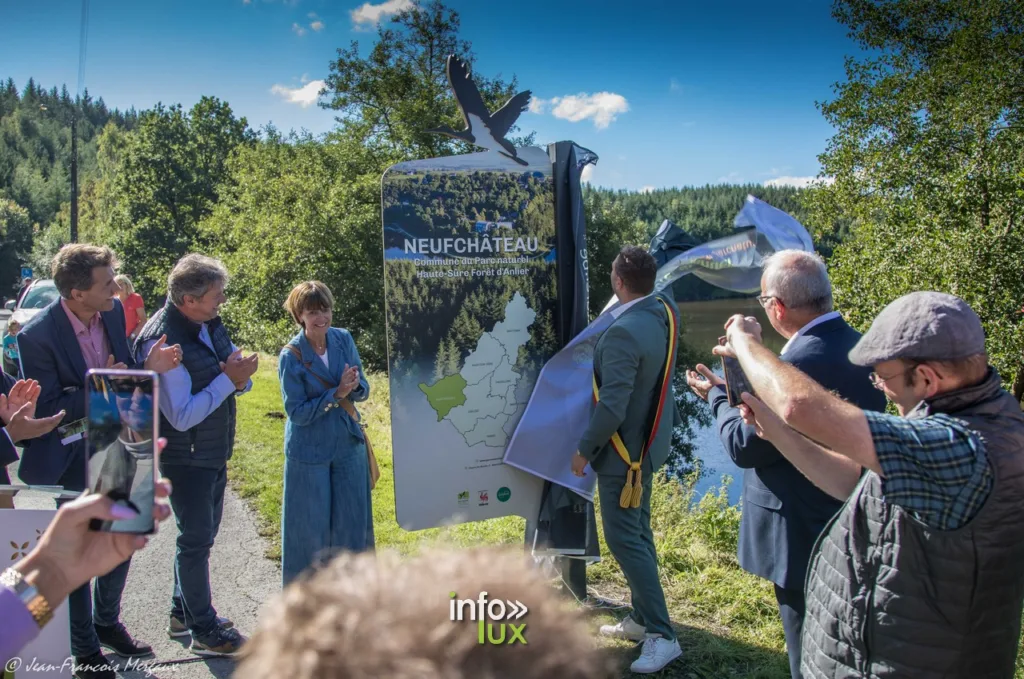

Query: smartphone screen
left=85, top=369, right=159, bottom=534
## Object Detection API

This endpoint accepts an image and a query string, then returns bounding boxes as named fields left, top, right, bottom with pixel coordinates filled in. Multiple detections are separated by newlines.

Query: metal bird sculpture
left=427, top=55, right=532, bottom=166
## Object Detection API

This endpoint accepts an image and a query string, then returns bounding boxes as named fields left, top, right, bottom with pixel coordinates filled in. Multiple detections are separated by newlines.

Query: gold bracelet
left=1, top=567, right=54, bottom=629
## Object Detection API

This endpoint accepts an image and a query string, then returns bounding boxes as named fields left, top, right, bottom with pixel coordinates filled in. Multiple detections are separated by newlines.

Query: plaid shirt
left=865, top=411, right=994, bottom=531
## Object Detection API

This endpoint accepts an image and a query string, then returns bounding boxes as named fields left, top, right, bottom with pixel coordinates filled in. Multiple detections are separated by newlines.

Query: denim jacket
left=279, top=327, right=369, bottom=464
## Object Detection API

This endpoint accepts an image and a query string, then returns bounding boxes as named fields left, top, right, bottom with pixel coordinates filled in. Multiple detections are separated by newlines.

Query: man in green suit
left=571, top=245, right=682, bottom=674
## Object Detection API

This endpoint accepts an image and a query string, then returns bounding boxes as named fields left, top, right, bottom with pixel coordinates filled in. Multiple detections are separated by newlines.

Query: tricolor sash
left=591, top=297, right=678, bottom=508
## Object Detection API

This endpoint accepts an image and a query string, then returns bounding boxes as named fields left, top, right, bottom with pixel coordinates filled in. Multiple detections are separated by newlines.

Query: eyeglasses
left=869, top=363, right=920, bottom=390
left=756, top=295, right=777, bottom=307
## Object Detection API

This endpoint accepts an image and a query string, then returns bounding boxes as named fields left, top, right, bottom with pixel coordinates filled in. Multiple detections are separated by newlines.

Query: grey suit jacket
left=578, top=294, right=679, bottom=477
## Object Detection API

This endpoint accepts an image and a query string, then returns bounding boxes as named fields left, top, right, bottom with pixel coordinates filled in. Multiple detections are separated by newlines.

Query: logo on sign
left=478, top=490, right=489, bottom=506
left=457, top=491, right=469, bottom=506
left=497, top=487, right=511, bottom=502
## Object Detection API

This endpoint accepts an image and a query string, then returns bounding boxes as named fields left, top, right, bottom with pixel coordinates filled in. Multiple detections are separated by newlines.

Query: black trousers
left=775, top=584, right=806, bottom=679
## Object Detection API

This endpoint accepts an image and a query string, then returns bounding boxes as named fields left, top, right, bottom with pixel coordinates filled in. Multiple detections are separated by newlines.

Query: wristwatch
left=0, top=567, right=53, bottom=628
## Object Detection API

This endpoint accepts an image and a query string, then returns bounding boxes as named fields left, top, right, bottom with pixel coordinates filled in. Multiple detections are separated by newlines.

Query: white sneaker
left=630, top=635, right=682, bottom=674
left=599, top=616, right=647, bottom=641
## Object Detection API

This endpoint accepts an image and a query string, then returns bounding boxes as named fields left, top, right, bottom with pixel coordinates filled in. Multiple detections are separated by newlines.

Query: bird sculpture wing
left=447, top=55, right=489, bottom=130
left=487, top=90, right=532, bottom=138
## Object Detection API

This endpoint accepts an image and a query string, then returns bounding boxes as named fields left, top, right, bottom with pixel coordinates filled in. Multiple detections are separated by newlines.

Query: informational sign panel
left=20, top=267, right=32, bottom=280
left=0, top=508, right=71, bottom=679
left=383, top=146, right=558, bottom=530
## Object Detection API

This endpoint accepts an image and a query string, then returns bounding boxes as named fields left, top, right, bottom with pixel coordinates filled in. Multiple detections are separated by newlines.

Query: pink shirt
left=60, top=299, right=112, bottom=370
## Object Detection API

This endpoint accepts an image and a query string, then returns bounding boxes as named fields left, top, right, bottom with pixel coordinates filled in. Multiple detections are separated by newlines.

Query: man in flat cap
left=714, top=291, right=1024, bottom=679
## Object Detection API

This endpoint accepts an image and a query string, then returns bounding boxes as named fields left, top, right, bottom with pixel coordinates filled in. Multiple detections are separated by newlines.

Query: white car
left=8, top=279, right=60, bottom=327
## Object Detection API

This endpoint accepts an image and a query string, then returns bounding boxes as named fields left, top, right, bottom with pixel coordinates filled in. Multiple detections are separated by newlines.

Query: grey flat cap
left=849, top=291, right=986, bottom=367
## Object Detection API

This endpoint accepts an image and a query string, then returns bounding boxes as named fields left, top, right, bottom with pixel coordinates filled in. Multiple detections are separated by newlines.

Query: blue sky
left=1, top=0, right=860, bottom=191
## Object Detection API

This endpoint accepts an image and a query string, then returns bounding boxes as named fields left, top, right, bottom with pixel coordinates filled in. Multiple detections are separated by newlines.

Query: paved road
left=11, top=453, right=281, bottom=679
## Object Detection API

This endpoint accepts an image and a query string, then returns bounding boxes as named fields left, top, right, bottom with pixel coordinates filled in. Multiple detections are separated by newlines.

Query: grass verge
left=229, top=353, right=790, bottom=678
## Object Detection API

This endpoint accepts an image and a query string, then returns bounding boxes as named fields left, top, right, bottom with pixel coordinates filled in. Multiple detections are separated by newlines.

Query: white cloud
left=763, top=175, right=834, bottom=189
left=640, top=186, right=656, bottom=194
left=581, top=164, right=596, bottom=185
left=351, top=0, right=414, bottom=27
left=270, top=79, right=325, bottom=107
left=717, top=172, right=745, bottom=184
left=311, top=20, right=325, bottom=31
left=538, top=92, right=629, bottom=129
left=292, top=22, right=307, bottom=36
left=308, top=11, right=318, bottom=18
left=669, top=78, right=680, bottom=92
left=527, top=97, right=546, bottom=114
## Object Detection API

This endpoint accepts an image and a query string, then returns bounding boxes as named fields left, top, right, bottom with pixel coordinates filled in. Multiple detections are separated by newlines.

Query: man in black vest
left=686, top=251, right=884, bottom=678
left=134, top=254, right=258, bottom=657
left=717, top=292, right=1024, bottom=678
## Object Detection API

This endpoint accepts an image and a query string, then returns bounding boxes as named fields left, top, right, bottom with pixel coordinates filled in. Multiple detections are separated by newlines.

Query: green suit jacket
left=578, top=294, right=681, bottom=477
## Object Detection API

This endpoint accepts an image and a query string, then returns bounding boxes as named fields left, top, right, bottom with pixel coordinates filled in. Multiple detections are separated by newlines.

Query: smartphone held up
left=718, top=336, right=755, bottom=408
left=85, top=369, right=159, bottom=534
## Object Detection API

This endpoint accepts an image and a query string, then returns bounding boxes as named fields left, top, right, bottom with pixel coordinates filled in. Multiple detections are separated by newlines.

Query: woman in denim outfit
left=278, top=281, right=373, bottom=585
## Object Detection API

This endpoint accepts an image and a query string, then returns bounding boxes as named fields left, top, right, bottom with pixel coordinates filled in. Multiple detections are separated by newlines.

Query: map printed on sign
left=419, top=292, right=536, bottom=447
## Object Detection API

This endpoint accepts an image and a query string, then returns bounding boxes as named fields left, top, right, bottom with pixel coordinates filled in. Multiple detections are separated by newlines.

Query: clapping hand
left=0, top=379, right=65, bottom=443
left=142, top=335, right=183, bottom=374
left=335, top=364, right=360, bottom=400
left=221, top=350, right=258, bottom=391
left=1, top=378, right=41, bottom=415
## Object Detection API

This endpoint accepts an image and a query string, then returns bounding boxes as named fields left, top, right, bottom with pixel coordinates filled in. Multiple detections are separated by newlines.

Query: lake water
left=675, top=298, right=786, bottom=506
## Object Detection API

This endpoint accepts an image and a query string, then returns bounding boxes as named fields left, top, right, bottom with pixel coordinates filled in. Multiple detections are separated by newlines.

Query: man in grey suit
left=571, top=245, right=682, bottom=674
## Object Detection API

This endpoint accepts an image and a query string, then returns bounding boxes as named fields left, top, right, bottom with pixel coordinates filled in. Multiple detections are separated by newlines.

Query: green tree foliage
left=104, top=98, right=253, bottom=305
left=583, top=191, right=649, bottom=318
left=588, top=184, right=809, bottom=249
left=0, top=78, right=136, bottom=294
left=321, top=0, right=533, bottom=161
left=804, top=0, right=1024, bottom=401
left=200, top=129, right=384, bottom=363
left=0, top=199, right=32, bottom=296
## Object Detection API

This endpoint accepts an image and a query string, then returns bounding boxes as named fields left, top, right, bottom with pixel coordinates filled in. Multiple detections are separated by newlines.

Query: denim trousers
left=58, top=465, right=130, bottom=657
left=281, top=439, right=375, bottom=586
left=159, top=463, right=227, bottom=637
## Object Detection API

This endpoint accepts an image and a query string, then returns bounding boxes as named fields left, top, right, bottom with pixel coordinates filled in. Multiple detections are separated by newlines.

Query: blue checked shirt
left=864, top=411, right=994, bottom=531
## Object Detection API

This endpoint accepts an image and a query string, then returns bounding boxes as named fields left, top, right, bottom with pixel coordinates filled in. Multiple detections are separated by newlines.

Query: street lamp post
left=70, top=113, right=78, bottom=243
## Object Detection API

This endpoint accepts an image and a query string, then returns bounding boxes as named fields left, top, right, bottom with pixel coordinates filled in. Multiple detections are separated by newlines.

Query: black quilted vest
left=135, top=302, right=237, bottom=468
left=801, top=370, right=1024, bottom=678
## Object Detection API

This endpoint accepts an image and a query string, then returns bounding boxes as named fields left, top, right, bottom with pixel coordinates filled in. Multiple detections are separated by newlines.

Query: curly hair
left=235, top=547, right=616, bottom=679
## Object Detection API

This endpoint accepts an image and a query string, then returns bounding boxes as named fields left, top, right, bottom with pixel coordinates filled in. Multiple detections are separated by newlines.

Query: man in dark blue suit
left=687, top=250, right=886, bottom=679
left=18, top=244, right=180, bottom=679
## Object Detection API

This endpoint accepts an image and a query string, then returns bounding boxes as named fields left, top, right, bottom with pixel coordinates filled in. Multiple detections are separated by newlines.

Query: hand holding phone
left=719, top=336, right=755, bottom=407
left=85, top=369, right=159, bottom=534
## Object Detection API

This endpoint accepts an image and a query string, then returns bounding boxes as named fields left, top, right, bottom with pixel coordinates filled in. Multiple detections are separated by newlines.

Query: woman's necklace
left=307, top=334, right=327, bottom=354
